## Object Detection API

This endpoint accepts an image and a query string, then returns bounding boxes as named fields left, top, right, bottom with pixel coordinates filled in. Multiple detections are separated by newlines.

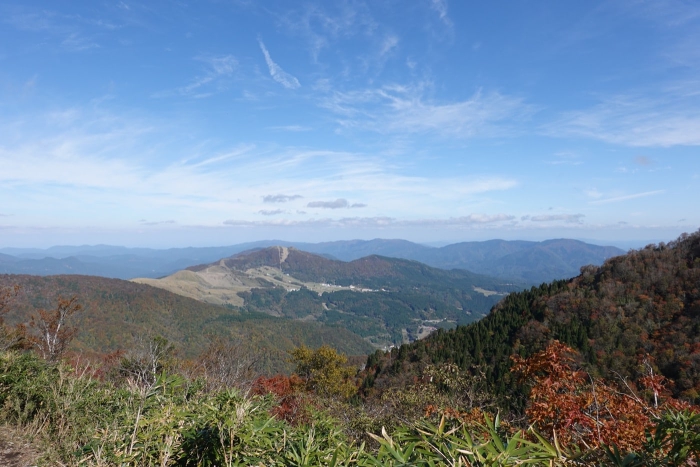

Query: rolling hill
left=133, top=247, right=524, bottom=347
left=0, top=274, right=374, bottom=373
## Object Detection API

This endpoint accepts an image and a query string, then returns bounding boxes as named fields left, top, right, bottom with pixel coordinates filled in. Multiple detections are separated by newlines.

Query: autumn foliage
left=252, top=374, right=307, bottom=424
left=0, top=285, right=24, bottom=350
left=513, top=340, right=693, bottom=452
left=290, top=344, right=357, bottom=398
left=251, top=344, right=359, bottom=425
left=27, top=295, right=82, bottom=361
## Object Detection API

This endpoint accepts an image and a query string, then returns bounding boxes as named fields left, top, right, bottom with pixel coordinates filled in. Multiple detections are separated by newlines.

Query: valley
left=131, top=246, right=524, bottom=347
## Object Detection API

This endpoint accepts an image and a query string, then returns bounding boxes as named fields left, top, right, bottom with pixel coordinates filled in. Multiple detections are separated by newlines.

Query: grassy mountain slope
left=0, top=274, right=374, bottom=372
left=363, top=230, right=700, bottom=409
left=137, top=247, right=523, bottom=347
left=207, top=247, right=517, bottom=292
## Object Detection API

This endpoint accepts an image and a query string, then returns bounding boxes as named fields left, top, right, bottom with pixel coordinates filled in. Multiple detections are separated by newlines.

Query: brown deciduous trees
left=27, top=295, right=82, bottom=361
left=0, top=285, right=24, bottom=351
left=252, top=374, right=307, bottom=424
left=119, top=335, right=176, bottom=388
left=0, top=284, right=20, bottom=316
left=512, top=340, right=691, bottom=452
left=196, top=337, right=258, bottom=392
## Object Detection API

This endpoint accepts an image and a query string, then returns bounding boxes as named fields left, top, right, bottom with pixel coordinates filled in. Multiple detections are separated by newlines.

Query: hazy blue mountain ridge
left=0, top=238, right=623, bottom=284
left=412, top=239, right=624, bottom=284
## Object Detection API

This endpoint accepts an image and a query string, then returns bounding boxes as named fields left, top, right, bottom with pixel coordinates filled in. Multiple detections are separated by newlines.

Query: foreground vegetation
left=0, top=231, right=699, bottom=465
left=0, top=273, right=374, bottom=371
left=0, top=341, right=698, bottom=466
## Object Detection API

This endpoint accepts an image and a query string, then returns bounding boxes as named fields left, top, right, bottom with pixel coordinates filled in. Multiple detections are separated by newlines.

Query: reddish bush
left=252, top=374, right=308, bottom=425
left=512, top=340, right=694, bottom=451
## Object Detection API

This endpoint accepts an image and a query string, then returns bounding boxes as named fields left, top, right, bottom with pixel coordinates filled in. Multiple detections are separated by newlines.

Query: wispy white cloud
left=321, top=84, right=529, bottom=138
left=61, top=32, right=99, bottom=51
left=585, top=188, right=604, bottom=199
left=280, top=3, right=377, bottom=61
left=258, top=39, right=300, bottom=89
left=379, top=34, right=399, bottom=57
left=590, top=190, right=665, bottom=205
left=664, top=32, right=700, bottom=69
left=224, top=213, right=515, bottom=228
left=623, top=0, right=700, bottom=28
left=610, top=1, right=700, bottom=75
left=545, top=152, right=582, bottom=165
left=205, top=55, right=238, bottom=75
left=429, top=0, right=453, bottom=28
left=0, top=106, right=519, bottom=229
left=190, top=145, right=254, bottom=168
left=547, top=87, right=700, bottom=147
left=268, top=125, right=312, bottom=132
left=184, top=145, right=253, bottom=168
left=522, top=214, right=585, bottom=224
left=7, top=10, right=56, bottom=32
left=5, top=7, right=121, bottom=52
left=153, top=55, right=238, bottom=98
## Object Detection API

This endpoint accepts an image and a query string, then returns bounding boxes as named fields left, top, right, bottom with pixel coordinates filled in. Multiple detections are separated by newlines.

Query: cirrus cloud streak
left=224, top=213, right=515, bottom=228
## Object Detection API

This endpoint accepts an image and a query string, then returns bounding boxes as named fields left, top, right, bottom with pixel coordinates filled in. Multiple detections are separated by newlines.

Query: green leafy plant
left=366, top=413, right=582, bottom=466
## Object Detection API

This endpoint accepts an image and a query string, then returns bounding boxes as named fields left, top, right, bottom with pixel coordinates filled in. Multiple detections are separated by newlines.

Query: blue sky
left=1, top=0, right=699, bottom=248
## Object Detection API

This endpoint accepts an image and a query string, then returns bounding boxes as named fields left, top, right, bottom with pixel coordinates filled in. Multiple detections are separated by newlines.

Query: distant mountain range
left=0, top=238, right=624, bottom=284
left=297, top=238, right=623, bottom=284
left=133, top=247, right=523, bottom=347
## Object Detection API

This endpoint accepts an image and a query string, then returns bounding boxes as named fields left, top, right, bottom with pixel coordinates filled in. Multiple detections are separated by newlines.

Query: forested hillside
left=0, top=274, right=373, bottom=372
left=142, top=247, right=523, bottom=346
left=234, top=249, right=519, bottom=344
left=364, top=230, right=700, bottom=409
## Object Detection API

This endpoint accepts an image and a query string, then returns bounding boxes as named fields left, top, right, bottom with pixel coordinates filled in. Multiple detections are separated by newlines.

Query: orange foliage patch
left=512, top=340, right=694, bottom=452
left=252, top=374, right=308, bottom=425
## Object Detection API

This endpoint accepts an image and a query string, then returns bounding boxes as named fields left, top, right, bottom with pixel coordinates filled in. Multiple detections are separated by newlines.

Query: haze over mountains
left=0, top=237, right=625, bottom=360
left=0, top=238, right=623, bottom=285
